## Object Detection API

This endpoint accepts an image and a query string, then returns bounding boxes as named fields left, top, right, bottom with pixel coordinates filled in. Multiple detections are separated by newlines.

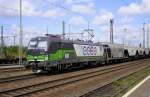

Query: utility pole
left=62, top=21, right=65, bottom=39
left=147, top=24, right=149, bottom=48
left=143, top=23, right=146, bottom=48
left=88, top=21, right=90, bottom=40
left=13, top=35, right=16, bottom=46
left=46, top=26, right=49, bottom=35
left=110, top=19, right=114, bottom=44
left=0, top=25, right=4, bottom=58
left=123, top=28, right=127, bottom=45
left=19, top=0, right=23, bottom=66
left=68, top=24, right=71, bottom=39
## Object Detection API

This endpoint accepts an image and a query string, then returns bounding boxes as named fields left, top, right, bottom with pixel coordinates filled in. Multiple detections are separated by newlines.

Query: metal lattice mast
left=147, top=24, right=149, bottom=48
left=84, top=22, right=94, bottom=40
left=62, top=21, right=65, bottom=39
left=143, top=23, right=146, bottom=48
left=110, top=19, right=114, bottom=44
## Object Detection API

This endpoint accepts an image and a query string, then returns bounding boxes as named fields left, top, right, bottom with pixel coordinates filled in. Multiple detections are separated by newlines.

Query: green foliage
left=1, top=46, right=26, bottom=59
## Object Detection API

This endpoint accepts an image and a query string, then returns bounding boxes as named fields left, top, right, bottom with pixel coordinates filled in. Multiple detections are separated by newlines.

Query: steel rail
left=0, top=74, right=37, bottom=83
left=0, top=59, right=150, bottom=97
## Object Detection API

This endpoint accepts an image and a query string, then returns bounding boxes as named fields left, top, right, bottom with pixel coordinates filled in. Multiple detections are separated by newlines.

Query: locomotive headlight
left=34, top=56, right=37, bottom=59
left=45, top=55, right=48, bottom=60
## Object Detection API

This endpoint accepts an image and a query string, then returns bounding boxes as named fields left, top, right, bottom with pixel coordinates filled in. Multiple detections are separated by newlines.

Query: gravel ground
left=23, top=61, right=150, bottom=97
left=0, top=69, right=32, bottom=79
left=0, top=61, right=131, bottom=92
left=0, top=59, right=150, bottom=97
left=81, top=65, right=150, bottom=97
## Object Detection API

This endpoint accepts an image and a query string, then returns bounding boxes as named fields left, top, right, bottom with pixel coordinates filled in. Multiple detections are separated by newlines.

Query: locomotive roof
left=58, top=39, right=102, bottom=45
left=45, top=34, right=103, bottom=45
left=32, top=34, right=132, bottom=46
left=30, top=36, right=47, bottom=41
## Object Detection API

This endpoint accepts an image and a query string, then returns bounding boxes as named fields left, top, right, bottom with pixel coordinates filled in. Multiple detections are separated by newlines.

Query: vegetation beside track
left=0, top=46, right=26, bottom=63
left=112, top=66, right=150, bottom=97
left=81, top=65, right=150, bottom=97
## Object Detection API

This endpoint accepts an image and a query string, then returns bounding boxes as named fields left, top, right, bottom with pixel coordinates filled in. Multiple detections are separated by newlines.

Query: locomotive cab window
left=28, top=40, right=38, bottom=49
left=37, top=41, right=47, bottom=51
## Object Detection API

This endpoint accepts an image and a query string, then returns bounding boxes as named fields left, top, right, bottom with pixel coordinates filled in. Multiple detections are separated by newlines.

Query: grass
left=112, top=66, right=150, bottom=97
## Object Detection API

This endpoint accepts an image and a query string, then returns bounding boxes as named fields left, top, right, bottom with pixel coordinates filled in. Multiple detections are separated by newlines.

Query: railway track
left=81, top=65, right=150, bottom=97
left=0, top=65, right=25, bottom=73
left=0, top=65, right=33, bottom=82
left=0, top=59, right=150, bottom=97
left=0, top=58, right=146, bottom=83
left=0, top=74, right=37, bottom=83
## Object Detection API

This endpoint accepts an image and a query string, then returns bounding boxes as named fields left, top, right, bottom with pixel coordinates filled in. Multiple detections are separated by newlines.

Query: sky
left=0, top=0, right=150, bottom=47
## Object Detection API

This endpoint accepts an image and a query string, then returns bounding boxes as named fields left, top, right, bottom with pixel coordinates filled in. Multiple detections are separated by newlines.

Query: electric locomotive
left=27, top=34, right=105, bottom=73
left=26, top=34, right=150, bottom=73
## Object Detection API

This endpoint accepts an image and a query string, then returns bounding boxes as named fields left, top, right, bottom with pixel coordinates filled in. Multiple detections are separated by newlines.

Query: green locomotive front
left=27, top=34, right=104, bottom=73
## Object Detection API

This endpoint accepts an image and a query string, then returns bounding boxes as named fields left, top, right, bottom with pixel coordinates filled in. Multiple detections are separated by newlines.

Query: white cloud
left=93, top=10, right=113, bottom=25
left=65, top=0, right=95, bottom=4
left=0, top=0, right=96, bottom=19
left=142, top=0, right=150, bottom=13
left=118, top=3, right=141, bottom=16
left=120, top=17, right=133, bottom=24
left=22, top=0, right=41, bottom=16
left=112, top=23, right=143, bottom=46
left=118, top=0, right=150, bottom=16
left=0, top=0, right=65, bottom=19
left=0, top=0, right=41, bottom=17
left=69, top=16, right=87, bottom=26
left=66, top=0, right=96, bottom=15
left=43, top=8, right=65, bottom=18
left=6, top=24, right=46, bottom=46
left=71, top=4, right=95, bottom=14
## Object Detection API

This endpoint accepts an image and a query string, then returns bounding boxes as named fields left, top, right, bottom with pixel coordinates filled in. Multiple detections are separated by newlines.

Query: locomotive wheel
left=143, top=51, right=146, bottom=56
left=136, top=51, right=139, bottom=57
left=124, top=50, right=129, bottom=58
